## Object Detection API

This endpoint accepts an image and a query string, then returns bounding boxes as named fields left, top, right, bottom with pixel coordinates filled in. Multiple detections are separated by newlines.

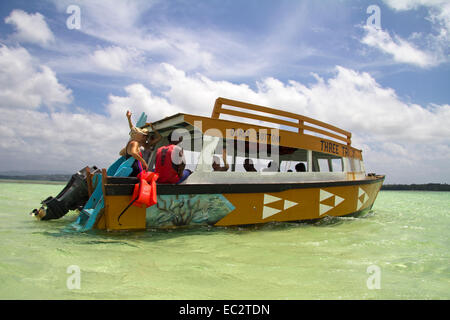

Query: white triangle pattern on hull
left=262, top=194, right=299, bottom=219
left=356, top=187, right=369, bottom=211
left=319, top=189, right=346, bottom=216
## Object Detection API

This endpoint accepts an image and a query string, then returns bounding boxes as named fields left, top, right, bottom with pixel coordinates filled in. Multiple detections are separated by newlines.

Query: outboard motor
left=31, top=166, right=100, bottom=220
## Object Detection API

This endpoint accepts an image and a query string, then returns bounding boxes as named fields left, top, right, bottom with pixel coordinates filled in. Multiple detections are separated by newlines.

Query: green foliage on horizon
left=381, top=183, right=450, bottom=191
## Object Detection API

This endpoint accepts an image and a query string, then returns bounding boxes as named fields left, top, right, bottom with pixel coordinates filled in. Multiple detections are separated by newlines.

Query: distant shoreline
left=0, top=179, right=66, bottom=185
left=380, top=184, right=450, bottom=191
left=0, top=174, right=70, bottom=179
left=0, top=174, right=68, bottom=185
left=0, top=175, right=448, bottom=191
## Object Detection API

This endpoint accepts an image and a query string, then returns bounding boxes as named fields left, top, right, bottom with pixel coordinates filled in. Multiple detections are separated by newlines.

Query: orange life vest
left=117, top=171, right=159, bottom=225
left=132, top=171, right=159, bottom=208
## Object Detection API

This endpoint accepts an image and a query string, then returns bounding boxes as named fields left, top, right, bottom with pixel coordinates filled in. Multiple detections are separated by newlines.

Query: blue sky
left=0, top=0, right=449, bottom=183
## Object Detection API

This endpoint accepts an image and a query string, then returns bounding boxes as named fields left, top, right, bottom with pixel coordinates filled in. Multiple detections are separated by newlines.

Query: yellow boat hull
left=217, top=176, right=384, bottom=226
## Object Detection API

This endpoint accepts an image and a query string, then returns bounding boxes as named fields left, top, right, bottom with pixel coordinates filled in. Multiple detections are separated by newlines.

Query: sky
left=0, top=0, right=449, bottom=184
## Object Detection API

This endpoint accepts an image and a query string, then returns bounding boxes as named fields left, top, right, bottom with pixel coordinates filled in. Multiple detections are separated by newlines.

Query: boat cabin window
left=149, top=132, right=349, bottom=175
left=318, top=159, right=331, bottom=172
left=342, top=157, right=364, bottom=173
left=278, top=148, right=308, bottom=172
left=359, top=160, right=365, bottom=173
left=350, top=158, right=361, bottom=172
left=184, top=150, right=201, bottom=171
left=331, top=158, right=343, bottom=172
left=151, top=130, right=350, bottom=175
left=312, top=151, right=343, bottom=172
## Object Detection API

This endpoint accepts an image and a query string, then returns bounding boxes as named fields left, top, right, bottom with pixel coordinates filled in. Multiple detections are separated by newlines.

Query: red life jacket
left=155, top=145, right=180, bottom=184
left=132, top=171, right=159, bottom=208
left=117, top=171, right=159, bottom=225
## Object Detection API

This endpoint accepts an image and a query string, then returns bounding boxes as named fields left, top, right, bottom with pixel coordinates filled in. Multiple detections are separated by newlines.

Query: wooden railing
left=211, top=97, right=352, bottom=146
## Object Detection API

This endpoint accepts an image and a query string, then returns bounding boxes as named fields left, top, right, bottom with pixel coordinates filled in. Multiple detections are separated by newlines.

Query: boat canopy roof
left=146, top=97, right=362, bottom=160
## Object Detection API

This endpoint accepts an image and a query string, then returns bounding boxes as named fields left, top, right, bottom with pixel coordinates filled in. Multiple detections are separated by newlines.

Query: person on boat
left=140, top=122, right=162, bottom=162
left=262, top=161, right=279, bottom=172
left=155, top=130, right=191, bottom=184
left=119, top=110, right=149, bottom=177
left=120, top=129, right=149, bottom=175
left=212, top=148, right=229, bottom=172
left=119, top=110, right=160, bottom=176
left=243, top=158, right=257, bottom=172
left=295, top=162, right=306, bottom=172
left=143, top=123, right=162, bottom=150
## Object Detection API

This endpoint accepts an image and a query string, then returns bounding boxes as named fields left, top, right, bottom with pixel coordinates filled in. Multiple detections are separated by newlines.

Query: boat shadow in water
left=230, top=209, right=376, bottom=231
left=310, top=209, right=376, bottom=227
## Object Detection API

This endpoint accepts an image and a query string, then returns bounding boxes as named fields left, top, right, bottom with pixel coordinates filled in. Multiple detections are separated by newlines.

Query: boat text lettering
left=320, top=140, right=340, bottom=155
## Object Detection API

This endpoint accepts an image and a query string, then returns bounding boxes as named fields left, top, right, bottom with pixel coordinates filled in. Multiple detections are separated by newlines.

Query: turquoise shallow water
left=0, top=181, right=448, bottom=299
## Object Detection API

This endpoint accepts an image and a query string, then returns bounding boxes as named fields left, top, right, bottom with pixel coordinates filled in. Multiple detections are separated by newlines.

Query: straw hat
left=129, top=127, right=149, bottom=138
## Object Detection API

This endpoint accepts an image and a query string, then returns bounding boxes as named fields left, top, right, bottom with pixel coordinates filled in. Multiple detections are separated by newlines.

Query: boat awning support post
left=307, top=150, right=313, bottom=172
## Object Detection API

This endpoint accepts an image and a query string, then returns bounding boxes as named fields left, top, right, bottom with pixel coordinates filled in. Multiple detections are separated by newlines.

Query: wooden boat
left=90, top=97, right=385, bottom=231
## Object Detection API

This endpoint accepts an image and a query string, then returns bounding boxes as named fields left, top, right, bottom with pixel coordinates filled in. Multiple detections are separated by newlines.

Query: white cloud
left=0, top=108, right=120, bottom=172
left=0, top=45, right=72, bottom=109
left=4, top=9, right=55, bottom=46
left=96, top=63, right=450, bottom=153
left=49, top=0, right=171, bottom=52
left=106, top=83, right=181, bottom=120
left=382, top=0, right=448, bottom=11
left=90, top=46, right=144, bottom=72
left=46, top=0, right=219, bottom=75
left=47, top=0, right=306, bottom=79
left=149, top=63, right=260, bottom=116
left=149, top=63, right=449, bottom=142
left=361, top=25, right=439, bottom=68
left=372, top=0, right=450, bottom=67
left=382, top=0, right=450, bottom=35
left=0, top=58, right=449, bottom=182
